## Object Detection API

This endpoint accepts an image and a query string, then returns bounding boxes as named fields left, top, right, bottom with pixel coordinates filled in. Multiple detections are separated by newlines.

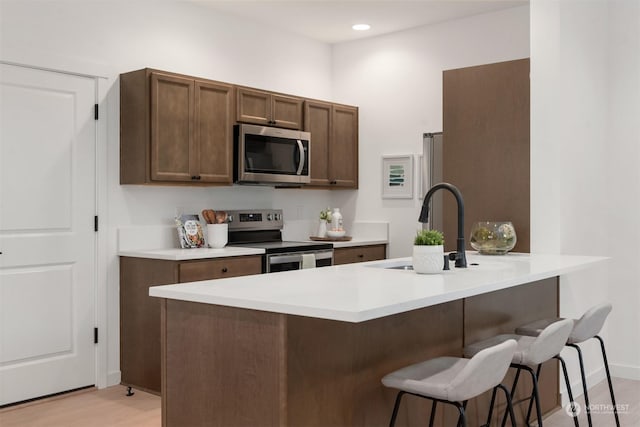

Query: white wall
left=331, top=6, right=530, bottom=258
left=531, top=0, right=640, bottom=392
left=1, top=0, right=335, bottom=386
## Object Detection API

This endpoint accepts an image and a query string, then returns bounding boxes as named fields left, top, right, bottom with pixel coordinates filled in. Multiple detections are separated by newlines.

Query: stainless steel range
left=226, top=209, right=333, bottom=273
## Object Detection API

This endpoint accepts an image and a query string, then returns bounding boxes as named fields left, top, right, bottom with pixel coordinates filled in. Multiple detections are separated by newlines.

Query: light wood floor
left=0, top=378, right=637, bottom=426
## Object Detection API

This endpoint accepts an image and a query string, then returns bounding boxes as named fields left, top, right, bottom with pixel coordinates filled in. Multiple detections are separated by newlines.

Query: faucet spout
left=419, top=182, right=467, bottom=268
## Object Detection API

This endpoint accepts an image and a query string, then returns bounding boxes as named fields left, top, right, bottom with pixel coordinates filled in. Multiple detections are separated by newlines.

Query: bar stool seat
left=464, top=319, right=575, bottom=427
left=382, top=339, right=518, bottom=427
left=515, top=303, right=619, bottom=427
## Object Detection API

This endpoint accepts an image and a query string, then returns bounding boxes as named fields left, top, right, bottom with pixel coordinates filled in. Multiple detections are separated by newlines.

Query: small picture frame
left=382, top=155, right=414, bottom=199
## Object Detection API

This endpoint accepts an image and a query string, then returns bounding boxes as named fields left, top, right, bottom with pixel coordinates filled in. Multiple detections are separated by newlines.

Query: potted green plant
left=412, top=229, right=445, bottom=274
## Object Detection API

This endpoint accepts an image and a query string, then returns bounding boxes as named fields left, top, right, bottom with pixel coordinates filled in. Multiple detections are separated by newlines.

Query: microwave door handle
left=296, top=139, right=305, bottom=175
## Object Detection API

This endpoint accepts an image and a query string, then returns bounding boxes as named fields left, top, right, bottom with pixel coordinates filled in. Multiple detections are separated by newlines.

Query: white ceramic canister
left=207, top=223, right=228, bottom=248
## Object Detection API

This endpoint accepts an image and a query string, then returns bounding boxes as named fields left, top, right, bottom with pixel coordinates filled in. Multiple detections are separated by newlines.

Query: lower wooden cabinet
left=333, top=244, right=386, bottom=265
left=119, top=255, right=261, bottom=394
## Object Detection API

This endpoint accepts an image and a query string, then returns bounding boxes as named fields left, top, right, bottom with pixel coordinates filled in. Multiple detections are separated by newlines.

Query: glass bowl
left=469, top=221, right=517, bottom=255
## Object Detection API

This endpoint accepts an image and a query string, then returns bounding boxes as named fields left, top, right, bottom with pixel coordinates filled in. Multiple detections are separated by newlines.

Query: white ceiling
left=191, top=0, right=528, bottom=44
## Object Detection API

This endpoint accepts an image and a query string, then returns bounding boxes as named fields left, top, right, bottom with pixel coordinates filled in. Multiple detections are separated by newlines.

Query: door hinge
left=94, top=104, right=99, bottom=120
left=94, top=215, right=99, bottom=232
left=94, top=327, right=98, bottom=344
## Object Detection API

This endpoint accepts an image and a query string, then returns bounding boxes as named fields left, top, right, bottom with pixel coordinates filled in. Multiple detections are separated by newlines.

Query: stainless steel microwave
left=235, top=124, right=311, bottom=185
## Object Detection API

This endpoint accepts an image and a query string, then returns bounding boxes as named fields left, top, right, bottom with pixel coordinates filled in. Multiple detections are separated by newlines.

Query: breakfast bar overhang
left=150, top=253, right=606, bottom=426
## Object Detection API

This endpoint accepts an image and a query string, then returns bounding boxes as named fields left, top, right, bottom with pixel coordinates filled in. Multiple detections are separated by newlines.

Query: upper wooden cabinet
left=304, top=101, right=359, bottom=188
left=120, top=69, right=234, bottom=185
left=237, top=87, right=303, bottom=130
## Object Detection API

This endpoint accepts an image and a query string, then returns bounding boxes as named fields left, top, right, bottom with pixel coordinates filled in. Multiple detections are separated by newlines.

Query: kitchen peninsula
left=150, top=253, right=605, bottom=426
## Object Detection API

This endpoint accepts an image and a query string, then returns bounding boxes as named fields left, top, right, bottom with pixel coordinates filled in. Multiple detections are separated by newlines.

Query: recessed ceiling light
left=352, top=24, right=371, bottom=31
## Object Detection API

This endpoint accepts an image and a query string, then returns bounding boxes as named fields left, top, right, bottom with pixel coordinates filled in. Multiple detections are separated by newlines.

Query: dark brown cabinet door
left=150, top=72, right=194, bottom=182
left=237, top=87, right=271, bottom=126
left=304, top=100, right=332, bottom=186
left=194, top=80, right=234, bottom=183
left=330, top=104, right=358, bottom=188
left=119, top=255, right=263, bottom=394
left=237, top=87, right=303, bottom=129
left=272, top=94, right=303, bottom=129
left=442, top=59, right=530, bottom=252
left=121, top=68, right=234, bottom=186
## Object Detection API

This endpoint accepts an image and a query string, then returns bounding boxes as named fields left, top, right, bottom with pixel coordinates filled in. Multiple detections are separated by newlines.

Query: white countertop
left=119, top=246, right=265, bottom=261
left=149, top=253, right=606, bottom=322
left=117, top=240, right=386, bottom=260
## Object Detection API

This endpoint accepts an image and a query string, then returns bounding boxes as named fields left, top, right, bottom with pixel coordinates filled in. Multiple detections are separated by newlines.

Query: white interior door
left=0, top=63, right=96, bottom=405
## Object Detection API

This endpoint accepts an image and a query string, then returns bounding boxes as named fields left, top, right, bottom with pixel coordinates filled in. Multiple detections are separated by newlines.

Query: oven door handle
left=295, top=139, right=305, bottom=175
left=269, top=254, right=303, bottom=265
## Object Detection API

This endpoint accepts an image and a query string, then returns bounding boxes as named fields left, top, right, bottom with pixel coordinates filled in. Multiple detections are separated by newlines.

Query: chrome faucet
left=419, top=182, right=467, bottom=268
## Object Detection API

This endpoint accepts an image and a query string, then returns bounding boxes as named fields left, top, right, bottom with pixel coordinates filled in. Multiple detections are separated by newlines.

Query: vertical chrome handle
left=296, top=139, right=305, bottom=175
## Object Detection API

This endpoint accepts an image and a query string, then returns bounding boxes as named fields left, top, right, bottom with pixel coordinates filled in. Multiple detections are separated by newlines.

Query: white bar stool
left=515, top=303, right=618, bottom=427
left=464, top=318, right=575, bottom=427
left=381, top=339, right=517, bottom=427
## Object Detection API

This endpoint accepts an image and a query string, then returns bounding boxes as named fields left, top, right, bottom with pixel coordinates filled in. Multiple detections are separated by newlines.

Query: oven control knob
left=267, top=213, right=274, bottom=221
left=275, top=213, right=282, bottom=221
left=227, top=215, right=233, bottom=223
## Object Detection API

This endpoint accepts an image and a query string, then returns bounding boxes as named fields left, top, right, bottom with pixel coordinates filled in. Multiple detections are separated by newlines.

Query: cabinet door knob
left=358, top=254, right=364, bottom=258
left=330, top=180, right=337, bottom=185
left=191, top=175, right=198, bottom=180
left=221, top=267, right=228, bottom=273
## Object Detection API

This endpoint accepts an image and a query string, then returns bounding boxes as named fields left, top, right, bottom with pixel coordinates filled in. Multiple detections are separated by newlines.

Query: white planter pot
left=412, top=245, right=444, bottom=274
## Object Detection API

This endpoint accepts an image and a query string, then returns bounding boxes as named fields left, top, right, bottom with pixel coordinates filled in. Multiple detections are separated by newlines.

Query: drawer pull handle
left=358, top=254, right=364, bottom=258
left=222, top=267, right=228, bottom=273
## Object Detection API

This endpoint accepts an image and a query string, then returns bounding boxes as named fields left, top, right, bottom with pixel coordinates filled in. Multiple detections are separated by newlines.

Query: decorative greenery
left=319, top=207, right=333, bottom=222
left=414, top=229, right=444, bottom=246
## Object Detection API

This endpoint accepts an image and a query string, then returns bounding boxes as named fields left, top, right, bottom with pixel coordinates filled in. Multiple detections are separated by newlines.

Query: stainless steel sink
left=386, top=264, right=413, bottom=270
left=366, top=260, right=414, bottom=270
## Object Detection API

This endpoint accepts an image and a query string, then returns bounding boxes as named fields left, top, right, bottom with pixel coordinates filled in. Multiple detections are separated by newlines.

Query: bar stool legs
left=567, top=343, right=593, bottom=427
left=555, top=355, right=580, bottom=427
left=595, top=335, right=620, bottom=427
left=485, top=384, right=517, bottom=427
left=388, top=388, right=514, bottom=427
left=568, top=335, right=620, bottom=427
left=498, top=364, right=542, bottom=427
left=388, top=391, right=471, bottom=427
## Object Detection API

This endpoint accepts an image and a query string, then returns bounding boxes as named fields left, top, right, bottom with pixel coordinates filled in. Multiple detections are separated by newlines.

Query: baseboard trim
left=559, top=362, right=640, bottom=406
left=610, top=363, right=640, bottom=380
left=106, top=371, right=121, bottom=388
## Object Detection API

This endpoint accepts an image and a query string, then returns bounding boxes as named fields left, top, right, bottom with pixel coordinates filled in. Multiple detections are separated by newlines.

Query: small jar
left=331, top=208, right=343, bottom=231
